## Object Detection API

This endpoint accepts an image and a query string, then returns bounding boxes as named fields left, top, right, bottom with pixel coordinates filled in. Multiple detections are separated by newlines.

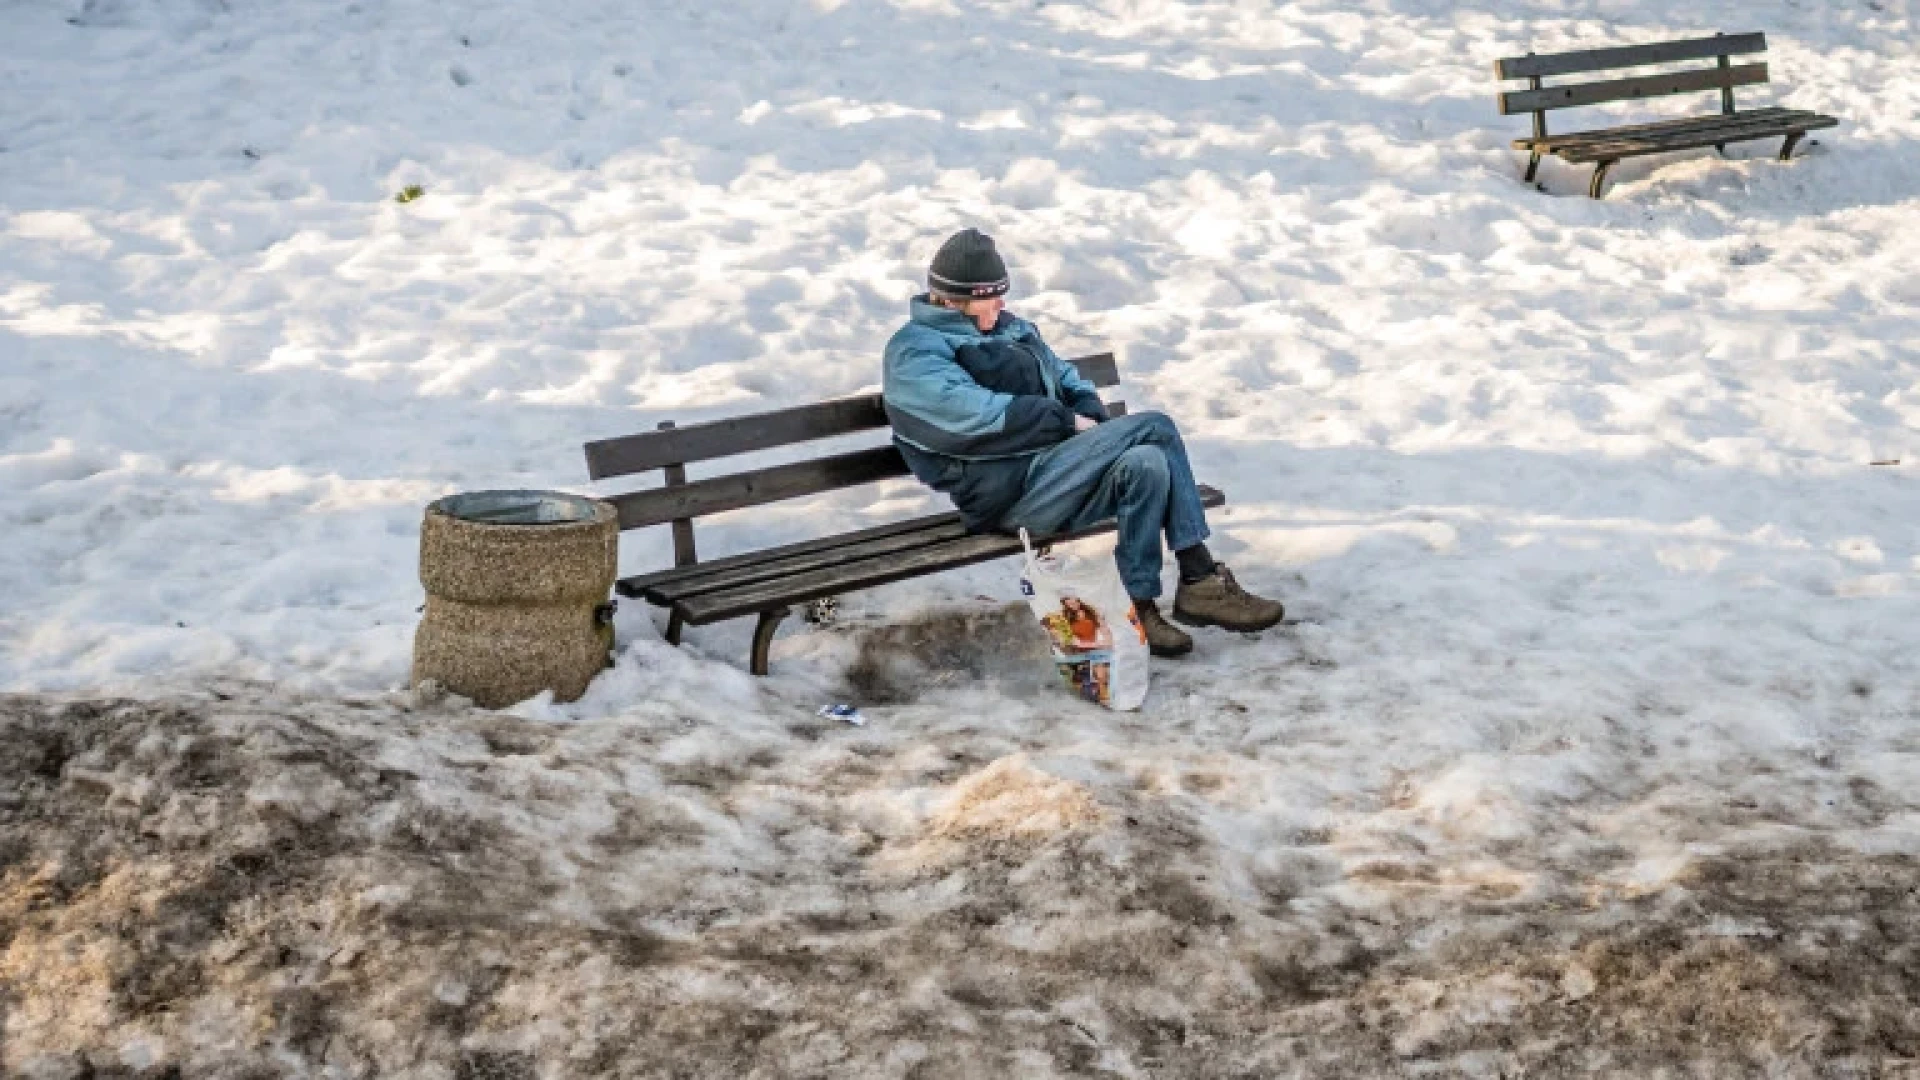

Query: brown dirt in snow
left=2, top=692, right=1917, bottom=1079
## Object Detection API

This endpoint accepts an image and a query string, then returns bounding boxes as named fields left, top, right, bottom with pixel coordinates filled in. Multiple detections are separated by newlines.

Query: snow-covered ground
left=3, top=0, right=1918, bottom=1075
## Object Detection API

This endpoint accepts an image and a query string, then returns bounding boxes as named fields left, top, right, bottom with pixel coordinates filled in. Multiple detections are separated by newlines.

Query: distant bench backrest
left=583, top=353, right=1125, bottom=567
left=1495, top=32, right=1770, bottom=138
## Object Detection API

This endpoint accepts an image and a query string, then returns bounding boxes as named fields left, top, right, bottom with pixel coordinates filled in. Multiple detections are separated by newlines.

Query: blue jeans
left=997, top=411, right=1211, bottom=600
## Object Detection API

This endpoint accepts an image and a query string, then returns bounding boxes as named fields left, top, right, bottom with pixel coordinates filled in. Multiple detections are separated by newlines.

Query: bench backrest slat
left=1071, top=351, right=1119, bottom=388
left=608, top=445, right=908, bottom=531
left=586, top=397, right=887, bottom=480
left=1499, top=62, right=1766, bottom=115
left=1495, top=32, right=1767, bottom=81
left=585, top=351, right=1120, bottom=480
left=589, top=351, right=1126, bottom=532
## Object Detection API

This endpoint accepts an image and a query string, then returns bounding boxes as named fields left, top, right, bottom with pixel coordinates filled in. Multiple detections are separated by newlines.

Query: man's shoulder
left=886, top=320, right=956, bottom=361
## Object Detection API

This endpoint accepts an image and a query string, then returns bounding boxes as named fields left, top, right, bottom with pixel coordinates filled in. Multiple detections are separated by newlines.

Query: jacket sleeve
left=884, top=328, right=1077, bottom=457
left=1038, top=336, right=1110, bottom=422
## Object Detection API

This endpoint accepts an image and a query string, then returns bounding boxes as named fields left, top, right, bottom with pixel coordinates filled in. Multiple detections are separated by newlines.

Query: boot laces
left=1215, top=565, right=1243, bottom=595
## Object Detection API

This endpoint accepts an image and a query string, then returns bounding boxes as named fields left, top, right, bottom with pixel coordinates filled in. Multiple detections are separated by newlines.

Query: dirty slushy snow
left=2, top=0, right=1918, bottom=1074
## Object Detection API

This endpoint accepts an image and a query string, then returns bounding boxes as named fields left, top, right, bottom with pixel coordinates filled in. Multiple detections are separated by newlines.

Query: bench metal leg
left=1779, top=132, right=1805, bottom=161
left=1588, top=160, right=1616, bottom=199
left=1523, top=151, right=1542, bottom=184
left=665, top=610, right=685, bottom=646
left=749, top=607, right=790, bottom=677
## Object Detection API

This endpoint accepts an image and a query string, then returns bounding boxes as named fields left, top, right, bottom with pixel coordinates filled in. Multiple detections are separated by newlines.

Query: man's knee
left=1117, top=409, right=1179, bottom=442
left=1112, top=444, right=1170, bottom=490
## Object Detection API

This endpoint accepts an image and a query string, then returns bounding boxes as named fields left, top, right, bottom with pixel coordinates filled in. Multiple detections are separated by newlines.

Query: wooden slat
left=1070, top=351, right=1119, bottom=388
left=607, top=445, right=909, bottom=530
left=617, top=511, right=964, bottom=597
left=1499, top=62, right=1767, bottom=115
left=1515, top=107, right=1798, bottom=150
left=656, top=421, right=698, bottom=566
left=1562, top=112, right=1833, bottom=155
left=1496, top=33, right=1767, bottom=81
left=680, top=535, right=1041, bottom=624
left=678, top=486, right=1226, bottom=625
left=616, top=389, right=1132, bottom=598
left=1558, top=112, right=1835, bottom=163
left=585, top=396, right=888, bottom=480
left=585, top=352, right=1123, bottom=480
left=643, top=518, right=973, bottom=605
left=609, top=398, right=1134, bottom=534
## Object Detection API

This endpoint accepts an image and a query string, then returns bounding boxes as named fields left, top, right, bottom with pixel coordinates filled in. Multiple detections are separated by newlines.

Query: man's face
left=959, top=296, right=1003, bottom=333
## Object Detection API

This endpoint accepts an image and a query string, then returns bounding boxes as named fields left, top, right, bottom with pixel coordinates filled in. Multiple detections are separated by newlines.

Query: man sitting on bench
left=882, top=228, right=1286, bottom=658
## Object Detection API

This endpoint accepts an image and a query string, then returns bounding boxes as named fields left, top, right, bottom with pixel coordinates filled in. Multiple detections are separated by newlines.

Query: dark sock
left=1175, top=543, right=1216, bottom=583
left=1131, top=596, right=1159, bottom=614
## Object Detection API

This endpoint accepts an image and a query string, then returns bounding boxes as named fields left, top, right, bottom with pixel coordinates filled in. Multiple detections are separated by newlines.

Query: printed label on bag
left=1039, top=594, right=1120, bottom=704
left=1056, top=654, right=1115, bottom=704
left=1039, top=594, right=1113, bottom=653
left=1018, top=552, right=1149, bottom=711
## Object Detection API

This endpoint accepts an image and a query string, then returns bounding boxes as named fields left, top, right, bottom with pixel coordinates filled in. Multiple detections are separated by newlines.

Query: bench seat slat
left=640, top=517, right=973, bottom=605
left=1557, top=113, right=1836, bottom=163
left=1514, top=107, right=1799, bottom=151
left=1500, top=62, right=1767, bottom=115
left=680, top=535, right=1042, bottom=625
left=1496, top=32, right=1768, bottom=81
left=676, top=486, right=1226, bottom=626
left=616, top=511, right=963, bottom=597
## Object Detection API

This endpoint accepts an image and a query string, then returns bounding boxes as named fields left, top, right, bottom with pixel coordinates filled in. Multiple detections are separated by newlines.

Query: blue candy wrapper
left=818, top=703, right=866, bottom=727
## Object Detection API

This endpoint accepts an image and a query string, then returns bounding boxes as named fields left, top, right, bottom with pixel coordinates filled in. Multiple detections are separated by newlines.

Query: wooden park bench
left=582, top=353, right=1225, bottom=675
left=1495, top=32, right=1838, bottom=198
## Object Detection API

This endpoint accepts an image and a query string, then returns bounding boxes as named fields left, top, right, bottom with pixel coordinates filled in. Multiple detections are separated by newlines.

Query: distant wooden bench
left=1495, top=32, right=1838, bottom=198
left=583, top=353, right=1225, bottom=675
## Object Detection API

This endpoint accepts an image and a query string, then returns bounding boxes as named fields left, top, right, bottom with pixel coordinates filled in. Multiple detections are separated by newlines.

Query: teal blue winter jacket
left=882, top=296, right=1108, bottom=530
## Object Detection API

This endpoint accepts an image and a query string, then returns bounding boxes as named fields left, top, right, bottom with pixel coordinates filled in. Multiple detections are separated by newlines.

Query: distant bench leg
left=750, top=607, right=791, bottom=677
left=1524, top=151, right=1542, bottom=184
left=1779, top=132, right=1806, bottom=161
left=666, top=610, right=685, bottom=646
left=1588, top=160, right=1616, bottom=199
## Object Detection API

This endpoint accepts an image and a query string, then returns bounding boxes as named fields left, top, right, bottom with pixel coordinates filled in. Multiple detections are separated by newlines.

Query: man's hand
left=1074, top=415, right=1098, bottom=433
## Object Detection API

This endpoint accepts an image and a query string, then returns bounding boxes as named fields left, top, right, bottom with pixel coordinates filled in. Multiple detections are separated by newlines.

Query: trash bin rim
left=428, top=489, right=608, bottom=527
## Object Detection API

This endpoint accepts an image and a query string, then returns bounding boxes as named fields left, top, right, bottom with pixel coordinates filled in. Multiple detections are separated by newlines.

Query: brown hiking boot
left=1173, top=565, right=1285, bottom=633
left=1133, top=600, right=1193, bottom=658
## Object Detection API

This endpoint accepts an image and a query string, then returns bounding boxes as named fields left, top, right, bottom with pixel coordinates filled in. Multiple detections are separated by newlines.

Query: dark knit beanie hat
left=928, top=228, right=1010, bottom=299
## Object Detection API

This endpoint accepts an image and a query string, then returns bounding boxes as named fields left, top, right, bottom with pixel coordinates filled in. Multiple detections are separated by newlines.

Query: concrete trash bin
left=411, top=490, right=618, bottom=708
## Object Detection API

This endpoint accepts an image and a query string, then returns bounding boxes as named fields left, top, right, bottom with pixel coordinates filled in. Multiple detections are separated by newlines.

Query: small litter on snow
left=818, top=703, right=866, bottom=727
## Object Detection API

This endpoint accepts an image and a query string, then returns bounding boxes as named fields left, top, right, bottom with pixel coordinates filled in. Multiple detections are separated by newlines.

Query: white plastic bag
left=1018, top=530, right=1150, bottom=711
